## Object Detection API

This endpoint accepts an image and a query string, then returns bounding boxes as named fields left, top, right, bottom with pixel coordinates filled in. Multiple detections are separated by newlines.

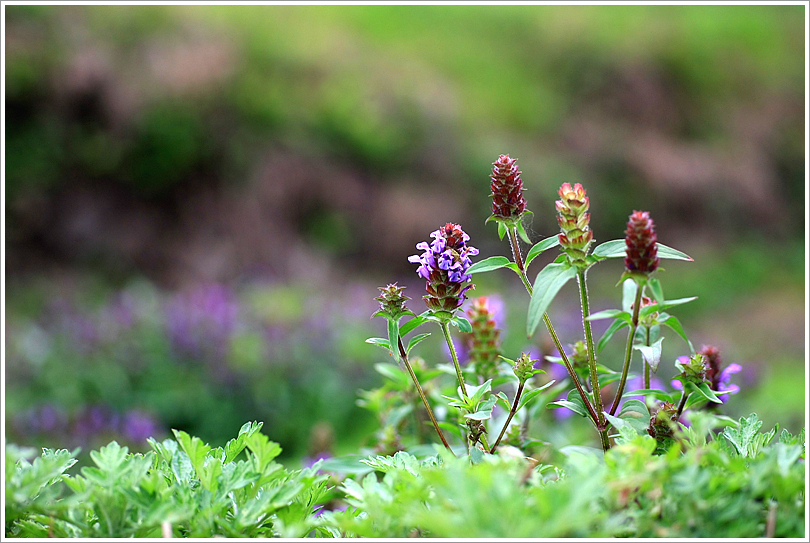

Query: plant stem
left=491, top=380, right=525, bottom=453
left=506, top=227, right=600, bottom=427
left=675, top=388, right=689, bottom=419
left=577, top=269, right=611, bottom=452
left=397, top=336, right=454, bottom=454
left=609, top=284, right=643, bottom=416
left=479, top=433, right=492, bottom=454
left=644, top=326, right=651, bottom=390
left=441, top=321, right=469, bottom=401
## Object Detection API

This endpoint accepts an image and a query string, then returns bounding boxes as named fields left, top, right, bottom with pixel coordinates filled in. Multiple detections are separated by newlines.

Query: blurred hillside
left=4, top=5, right=806, bottom=459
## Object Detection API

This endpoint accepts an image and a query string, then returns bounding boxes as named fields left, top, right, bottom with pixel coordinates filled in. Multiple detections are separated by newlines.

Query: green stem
left=506, top=229, right=600, bottom=426
left=577, top=269, right=611, bottom=452
left=676, top=389, right=690, bottom=419
left=609, top=284, right=643, bottom=416
left=441, top=321, right=469, bottom=402
left=397, top=336, right=454, bottom=454
left=491, top=380, right=525, bottom=453
left=479, top=433, right=492, bottom=454
left=644, top=326, right=651, bottom=390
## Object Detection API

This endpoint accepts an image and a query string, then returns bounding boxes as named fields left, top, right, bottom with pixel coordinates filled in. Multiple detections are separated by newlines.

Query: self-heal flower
left=464, top=296, right=503, bottom=381
left=556, top=183, right=593, bottom=263
left=625, top=211, right=659, bottom=275
left=408, top=223, right=479, bottom=315
left=673, top=353, right=708, bottom=387
left=489, top=154, right=528, bottom=225
left=513, top=352, right=539, bottom=383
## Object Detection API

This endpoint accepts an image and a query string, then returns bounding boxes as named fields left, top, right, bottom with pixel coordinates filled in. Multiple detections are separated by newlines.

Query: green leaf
left=388, top=318, right=399, bottom=354
left=621, top=279, right=638, bottom=314
left=466, top=256, right=511, bottom=275
left=452, top=316, right=473, bottom=333
left=436, top=421, right=465, bottom=441
left=526, top=262, right=577, bottom=337
left=661, top=315, right=694, bottom=353
left=405, top=333, right=431, bottom=354
left=525, top=237, right=561, bottom=268
left=497, top=221, right=507, bottom=240
left=172, top=429, right=210, bottom=484
left=223, top=421, right=264, bottom=463
left=591, top=240, right=693, bottom=262
left=721, top=414, right=765, bottom=458
left=516, top=220, right=532, bottom=244
left=633, top=337, right=664, bottom=372
left=365, top=337, right=392, bottom=352
left=646, top=296, right=698, bottom=314
left=621, top=388, right=674, bottom=402
left=496, top=391, right=512, bottom=411
left=591, top=239, right=625, bottom=259
left=597, top=319, right=629, bottom=353
left=604, top=412, right=641, bottom=442
left=648, top=278, right=664, bottom=302
left=517, top=381, right=556, bottom=412
left=548, top=400, right=588, bottom=418
left=399, top=314, right=428, bottom=337
left=586, top=309, right=632, bottom=324
left=689, top=381, right=722, bottom=404
left=469, top=447, right=485, bottom=464
left=656, top=243, right=693, bottom=261
left=464, top=395, right=498, bottom=420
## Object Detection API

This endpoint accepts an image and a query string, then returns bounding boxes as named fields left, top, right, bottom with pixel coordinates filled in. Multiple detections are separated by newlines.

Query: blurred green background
left=4, top=5, right=806, bottom=464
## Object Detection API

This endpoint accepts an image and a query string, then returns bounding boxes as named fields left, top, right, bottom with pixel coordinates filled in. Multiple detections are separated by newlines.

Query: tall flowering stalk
left=410, top=224, right=479, bottom=411
left=610, top=211, right=660, bottom=415
left=371, top=283, right=452, bottom=452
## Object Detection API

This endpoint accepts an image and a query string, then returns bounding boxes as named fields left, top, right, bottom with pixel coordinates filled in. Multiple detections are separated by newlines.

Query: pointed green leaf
left=497, top=221, right=507, bottom=240
left=592, top=239, right=625, bottom=259
left=400, top=314, right=428, bottom=337
left=604, top=412, right=641, bottom=441
left=548, top=400, right=588, bottom=418
left=517, top=381, right=556, bottom=412
left=633, top=337, right=664, bottom=372
left=621, top=279, right=638, bottom=313
left=597, top=319, right=630, bottom=353
left=661, top=315, right=694, bottom=353
left=647, top=278, right=664, bottom=302
left=586, top=309, right=632, bottom=324
left=366, top=337, right=392, bottom=353
left=516, top=220, right=532, bottom=244
left=621, top=388, right=674, bottom=402
left=388, top=319, right=399, bottom=354
left=496, top=391, right=512, bottom=411
left=467, top=256, right=511, bottom=275
left=527, top=262, right=577, bottom=337
left=405, top=333, right=431, bottom=354
left=646, top=296, right=698, bottom=314
left=525, top=237, right=561, bottom=268
left=657, top=243, right=693, bottom=261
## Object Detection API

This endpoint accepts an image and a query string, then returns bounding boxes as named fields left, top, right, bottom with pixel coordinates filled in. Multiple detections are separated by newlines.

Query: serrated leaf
left=525, top=237, right=561, bottom=268
left=172, top=430, right=210, bottom=483
left=633, top=337, right=664, bottom=372
left=597, top=319, right=630, bottom=353
left=527, top=262, right=577, bottom=337
left=406, top=333, right=431, bottom=354
left=466, top=256, right=511, bottom=275
left=722, top=414, right=764, bottom=458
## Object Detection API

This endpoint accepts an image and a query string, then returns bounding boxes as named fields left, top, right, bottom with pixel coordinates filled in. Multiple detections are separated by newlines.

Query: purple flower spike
left=409, top=223, right=478, bottom=314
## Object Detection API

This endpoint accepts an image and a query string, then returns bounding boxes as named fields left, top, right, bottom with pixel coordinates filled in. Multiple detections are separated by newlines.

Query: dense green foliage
left=6, top=414, right=804, bottom=538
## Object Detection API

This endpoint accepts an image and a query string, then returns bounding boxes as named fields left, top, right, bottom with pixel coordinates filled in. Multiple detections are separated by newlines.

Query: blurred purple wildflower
left=671, top=346, right=741, bottom=403
left=122, top=410, right=160, bottom=443
left=165, top=283, right=239, bottom=360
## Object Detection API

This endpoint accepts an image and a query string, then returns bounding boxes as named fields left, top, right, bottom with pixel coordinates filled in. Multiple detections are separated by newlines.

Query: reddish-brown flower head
left=624, top=211, right=659, bottom=275
left=489, top=154, right=527, bottom=223
left=556, top=183, right=593, bottom=262
left=463, top=296, right=503, bottom=381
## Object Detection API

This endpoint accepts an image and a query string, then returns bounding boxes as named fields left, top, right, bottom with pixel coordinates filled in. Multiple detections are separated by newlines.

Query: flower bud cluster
left=513, top=352, right=538, bottom=383
left=624, top=210, right=659, bottom=276
left=676, top=353, right=708, bottom=386
left=489, top=154, right=527, bottom=225
left=371, top=283, right=414, bottom=321
left=647, top=401, right=678, bottom=448
left=699, top=345, right=742, bottom=403
left=409, top=223, right=479, bottom=314
left=556, top=183, right=593, bottom=263
left=464, top=296, right=502, bottom=381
